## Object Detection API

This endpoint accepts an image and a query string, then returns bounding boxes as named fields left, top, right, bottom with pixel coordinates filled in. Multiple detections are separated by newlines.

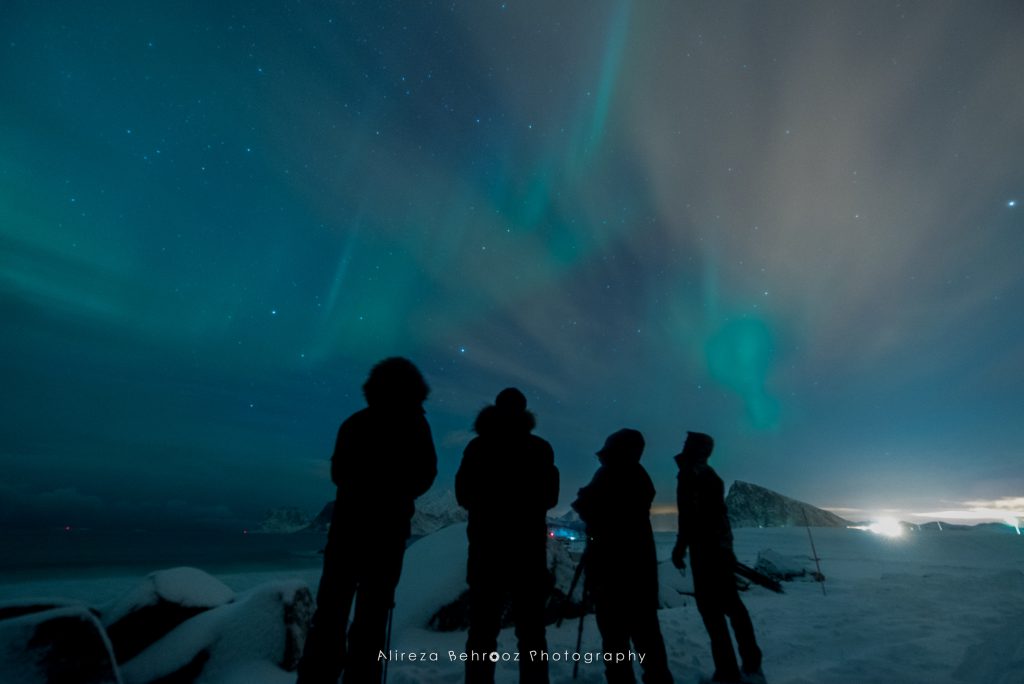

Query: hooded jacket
left=572, top=449, right=659, bottom=596
left=675, top=453, right=734, bottom=561
left=330, top=401, right=437, bottom=540
left=455, top=404, right=559, bottom=548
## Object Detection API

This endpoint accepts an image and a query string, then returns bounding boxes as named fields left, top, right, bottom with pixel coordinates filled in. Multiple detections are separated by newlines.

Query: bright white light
left=849, top=518, right=905, bottom=538
left=1009, top=200, right=1017, bottom=208
left=1004, top=517, right=1021, bottom=535
left=865, top=518, right=904, bottom=538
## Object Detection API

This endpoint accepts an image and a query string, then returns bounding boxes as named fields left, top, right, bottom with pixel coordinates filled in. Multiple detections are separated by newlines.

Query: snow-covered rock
left=258, top=507, right=312, bottom=534
left=393, top=523, right=470, bottom=632
left=119, top=580, right=312, bottom=684
left=726, top=481, right=851, bottom=528
left=410, top=489, right=467, bottom=537
left=754, top=548, right=820, bottom=581
left=102, top=567, right=235, bottom=663
left=0, top=604, right=121, bottom=684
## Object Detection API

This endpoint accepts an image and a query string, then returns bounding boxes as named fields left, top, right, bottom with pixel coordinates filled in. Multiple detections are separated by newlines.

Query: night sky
left=2, top=1, right=1023, bottom=532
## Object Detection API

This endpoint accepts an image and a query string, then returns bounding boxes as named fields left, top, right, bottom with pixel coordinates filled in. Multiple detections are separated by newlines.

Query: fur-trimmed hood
left=472, top=404, right=536, bottom=437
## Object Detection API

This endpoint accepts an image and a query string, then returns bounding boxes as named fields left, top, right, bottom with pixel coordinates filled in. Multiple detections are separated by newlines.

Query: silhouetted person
left=672, top=432, right=762, bottom=684
left=296, top=357, right=437, bottom=684
left=572, top=429, right=674, bottom=684
left=455, top=388, right=559, bottom=684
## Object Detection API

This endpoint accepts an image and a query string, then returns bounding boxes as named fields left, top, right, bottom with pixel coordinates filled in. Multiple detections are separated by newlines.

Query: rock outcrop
left=119, top=581, right=312, bottom=683
left=102, top=567, right=235, bottom=663
left=2, top=570, right=313, bottom=684
left=726, top=481, right=851, bottom=528
left=0, top=604, right=120, bottom=684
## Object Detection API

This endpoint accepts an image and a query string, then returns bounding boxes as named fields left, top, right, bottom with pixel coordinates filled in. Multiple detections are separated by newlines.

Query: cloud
left=821, top=506, right=868, bottom=517
left=35, top=487, right=104, bottom=510
left=914, top=497, right=1024, bottom=522
left=962, top=497, right=1024, bottom=511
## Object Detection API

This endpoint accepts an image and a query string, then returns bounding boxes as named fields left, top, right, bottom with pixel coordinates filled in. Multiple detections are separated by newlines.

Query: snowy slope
left=1, top=526, right=1022, bottom=683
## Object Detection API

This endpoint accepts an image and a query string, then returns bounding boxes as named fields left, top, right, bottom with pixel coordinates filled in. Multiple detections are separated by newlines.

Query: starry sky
left=2, top=1, right=1023, bottom=532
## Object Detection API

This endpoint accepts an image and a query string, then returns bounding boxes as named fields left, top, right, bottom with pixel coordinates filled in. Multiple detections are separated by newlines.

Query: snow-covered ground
left=2, top=525, right=1022, bottom=684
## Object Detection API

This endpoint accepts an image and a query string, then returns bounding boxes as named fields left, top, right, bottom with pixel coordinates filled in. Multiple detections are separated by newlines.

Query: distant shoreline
left=0, top=529, right=325, bottom=583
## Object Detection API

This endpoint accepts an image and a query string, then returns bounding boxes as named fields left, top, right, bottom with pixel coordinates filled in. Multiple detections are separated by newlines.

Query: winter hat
left=494, top=387, right=528, bottom=413
left=362, top=356, right=429, bottom=406
left=597, top=428, right=646, bottom=462
left=682, top=431, right=715, bottom=460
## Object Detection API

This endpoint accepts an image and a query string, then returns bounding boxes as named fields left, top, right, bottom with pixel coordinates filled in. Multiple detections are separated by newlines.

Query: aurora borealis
left=2, top=1, right=1022, bottom=531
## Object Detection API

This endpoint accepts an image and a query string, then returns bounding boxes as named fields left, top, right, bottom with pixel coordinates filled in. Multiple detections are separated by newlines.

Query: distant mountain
left=915, top=521, right=972, bottom=532
left=726, top=481, right=851, bottom=528
left=971, top=521, right=1022, bottom=534
left=302, top=490, right=467, bottom=537
left=308, top=502, right=333, bottom=533
left=257, top=507, right=312, bottom=533
left=546, top=509, right=583, bottom=529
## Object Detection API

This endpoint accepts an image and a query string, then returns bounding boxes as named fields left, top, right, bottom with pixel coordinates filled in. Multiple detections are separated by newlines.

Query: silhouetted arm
left=706, top=469, right=734, bottom=551
left=571, top=466, right=607, bottom=526
left=330, top=417, right=357, bottom=488
left=545, top=463, right=560, bottom=511
left=541, top=440, right=559, bottom=510
left=640, top=467, right=656, bottom=511
left=672, top=470, right=690, bottom=569
left=407, top=415, right=437, bottom=499
left=455, top=440, right=478, bottom=510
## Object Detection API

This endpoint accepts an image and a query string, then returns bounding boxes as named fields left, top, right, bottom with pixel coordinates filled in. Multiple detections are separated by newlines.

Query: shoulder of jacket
left=339, top=408, right=368, bottom=430
left=351, top=406, right=373, bottom=419
left=529, top=434, right=555, bottom=456
left=589, top=464, right=613, bottom=485
left=638, top=463, right=655, bottom=484
left=464, top=435, right=491, bottom=457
